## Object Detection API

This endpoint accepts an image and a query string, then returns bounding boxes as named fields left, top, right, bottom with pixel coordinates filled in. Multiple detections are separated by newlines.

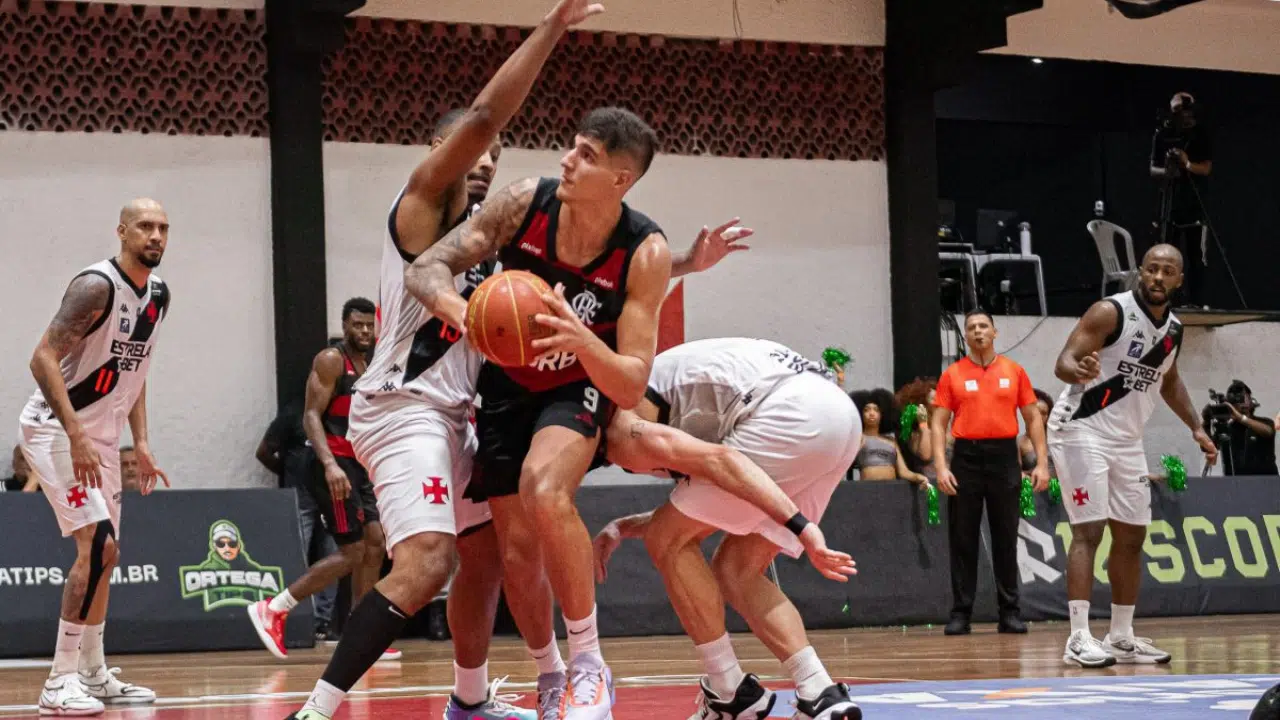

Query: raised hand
left=547, top=0, right=606, bottom=27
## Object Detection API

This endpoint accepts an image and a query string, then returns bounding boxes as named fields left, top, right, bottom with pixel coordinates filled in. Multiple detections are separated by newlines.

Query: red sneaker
left=247, top=600, right=289, bottom=659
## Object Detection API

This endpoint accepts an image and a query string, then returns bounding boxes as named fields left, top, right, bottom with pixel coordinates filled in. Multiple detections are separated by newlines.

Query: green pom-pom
left=926, top=484, right=940, bottom=526
left=1162, top=454, right=1187, bottom=492
left=899, top=404, right=920, bottom=444
left=822, top=346, right=852, bottom=372
left=1020, top=477, right=1036, bottom=518
left=1048, top=477, right=1061, bottom=505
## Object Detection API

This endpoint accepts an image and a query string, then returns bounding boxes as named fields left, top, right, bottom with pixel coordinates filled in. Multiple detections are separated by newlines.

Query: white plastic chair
left=1087, top=220, right=1138, bottom=297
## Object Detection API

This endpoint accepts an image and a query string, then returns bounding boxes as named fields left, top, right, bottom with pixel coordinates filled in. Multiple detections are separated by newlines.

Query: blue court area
left=763, top=675, right=1279, bottom=718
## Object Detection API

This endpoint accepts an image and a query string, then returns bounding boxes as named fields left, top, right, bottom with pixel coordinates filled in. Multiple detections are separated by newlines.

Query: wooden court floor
left=0, top=615, right=1276, bottom=718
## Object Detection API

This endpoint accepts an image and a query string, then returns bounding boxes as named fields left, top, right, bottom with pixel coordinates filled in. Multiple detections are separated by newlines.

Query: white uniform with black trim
left=346, top=196, right=494, bottom=551
left=1048, top=291, right=1183, bottom=526
left=645, top=338, right=862, bottom=558
left=18, top=259, right=170, bottom=537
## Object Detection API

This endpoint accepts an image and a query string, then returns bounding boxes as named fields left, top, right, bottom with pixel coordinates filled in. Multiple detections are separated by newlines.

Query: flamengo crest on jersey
left=20, top=259, right=170, bottom=446
left=646, top=337, right=831, bottom=444
left=1051, top=290, right=1183, bottom=440
left=354, top=190, right=493, bottom=419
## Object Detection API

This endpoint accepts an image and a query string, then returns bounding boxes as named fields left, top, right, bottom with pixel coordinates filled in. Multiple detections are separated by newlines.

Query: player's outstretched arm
left=606, top=410, right=798, bottom=529
left=405, top=177, right=539, bottom=328
left=1054, top=300, right=1119, bottom=385
left=670, top=218, right=752, bottom=279
left=593, top=511, right=654, bottom=583
left=395, top=0, right=604, bottom=256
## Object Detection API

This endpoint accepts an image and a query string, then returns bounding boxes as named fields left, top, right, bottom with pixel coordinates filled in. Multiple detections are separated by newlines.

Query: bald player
left=20, top=199, right=173, bottom=715
left=1049, top=243, right=1216, bottom=668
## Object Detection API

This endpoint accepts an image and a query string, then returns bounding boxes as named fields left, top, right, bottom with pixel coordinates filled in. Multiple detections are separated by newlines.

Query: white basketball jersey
left=20, top=259, right=170, bottom=446
left=354, top=193, right=493, bottom=425
left=646, top=337, right=832, bottom=443
left=1050, top=291, right=1183, bottom=441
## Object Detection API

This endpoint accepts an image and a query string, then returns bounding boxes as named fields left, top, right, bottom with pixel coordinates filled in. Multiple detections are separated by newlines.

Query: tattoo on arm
left=46, top=275, right=111, bottom=358
left=407, top=177, right=538, bottom=309
left=629, top=421, right=645, bottom=439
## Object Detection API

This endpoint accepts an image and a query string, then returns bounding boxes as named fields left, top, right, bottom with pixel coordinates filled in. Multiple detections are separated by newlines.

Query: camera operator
left=1150, top=92, right=1212, bottom=307
left=1201, top=380, right=1276, bottom=476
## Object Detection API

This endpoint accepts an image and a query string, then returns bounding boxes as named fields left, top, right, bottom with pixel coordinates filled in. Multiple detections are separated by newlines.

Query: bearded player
left=408, top=105, right=689, bottom=719
left=283, top=3, right=604, bottom=719
left=20, top=199, right=172, bottom=715
left=593, top=338, right=864, bottom=720
left=1050, top=243, right=1216, bottom=668
left=248, top=297, right=399, bottom=660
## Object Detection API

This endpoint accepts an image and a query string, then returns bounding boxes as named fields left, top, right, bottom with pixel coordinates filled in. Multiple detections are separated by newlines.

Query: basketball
left=466, top=270, right=554, bottom=367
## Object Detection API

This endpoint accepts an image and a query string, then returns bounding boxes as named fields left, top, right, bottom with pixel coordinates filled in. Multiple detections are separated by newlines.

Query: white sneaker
left=78, top=666, right=157, bottom=705
left=38, top=674, right=104, bottom=716
left=1063, top=630, right=1118, bottom=668
left=1102, top=633, right=1172, bottom=664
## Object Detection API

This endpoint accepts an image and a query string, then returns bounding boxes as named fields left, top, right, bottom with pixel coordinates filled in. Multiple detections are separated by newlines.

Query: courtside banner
left=0, top=489, right=313, bottom=657
left=1019, top=475, right=1280, bottom=621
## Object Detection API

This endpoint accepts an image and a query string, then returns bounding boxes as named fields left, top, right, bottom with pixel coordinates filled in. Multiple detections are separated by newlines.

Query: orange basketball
left=466, top=270, right=554, bottom=367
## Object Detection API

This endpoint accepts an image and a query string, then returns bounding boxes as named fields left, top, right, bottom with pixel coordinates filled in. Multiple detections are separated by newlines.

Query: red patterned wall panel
left=323, top=20, right=884, bottom=161
left=0, top=0, right=267, bottom=136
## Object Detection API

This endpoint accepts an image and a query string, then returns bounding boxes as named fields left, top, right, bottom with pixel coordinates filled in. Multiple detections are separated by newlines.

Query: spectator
left=1019, top=389, right=1057, bottom=478
left=4, top=445, right=40, bottom=492
left=256, top=403, right=340, bottom=639
left=849, top=388, right=930, bottom=486
left=119, top=446, right=141, bottom=492
left=896, top=377, right=939, bottom=479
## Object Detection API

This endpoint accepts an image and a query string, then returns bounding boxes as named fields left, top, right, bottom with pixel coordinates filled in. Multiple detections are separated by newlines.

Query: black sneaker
left=998, top=614, right=1028, bottom=634
left=690, top=674, right=776, bottom=719
left=944, top=613, right=971, bottom=635
left=794, top=683, right=862, bottom=720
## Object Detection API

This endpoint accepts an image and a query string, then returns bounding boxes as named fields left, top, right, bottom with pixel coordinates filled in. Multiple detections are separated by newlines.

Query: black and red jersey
left=497, top=178, right=663, bottom=392
left=321, top=346, right=362, bottom=458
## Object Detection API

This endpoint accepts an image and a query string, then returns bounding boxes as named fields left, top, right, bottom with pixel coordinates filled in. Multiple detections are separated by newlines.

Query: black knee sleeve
left=79, top=520, right=116, bottom=621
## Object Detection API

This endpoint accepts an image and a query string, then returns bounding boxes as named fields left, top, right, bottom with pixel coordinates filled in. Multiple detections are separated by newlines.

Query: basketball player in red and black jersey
left=247, top=297, right=388, bottom=660
left=408, top=107, right=678, bottom=719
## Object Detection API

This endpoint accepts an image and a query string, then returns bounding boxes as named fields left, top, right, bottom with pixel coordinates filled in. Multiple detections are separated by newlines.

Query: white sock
left=454, top=661, right=490, bottom=706
left=1068, top=600, right=1091, bottom=634
left=1110, top=604, right=1135, bottom=640
left=529, top=638, right=567, bottom=676
left=301, top=679, right=346, bottom=717
left=695, top=634, right=744, bottom=699
left=783, top=646, right=833, bottom=702
left=78, top=623, right=105, bottom=676
left=565, top=606, right=601, bottom=661
left=51, top=620, right=83, bottom=678
left=269, top=589, right=299, bottom=614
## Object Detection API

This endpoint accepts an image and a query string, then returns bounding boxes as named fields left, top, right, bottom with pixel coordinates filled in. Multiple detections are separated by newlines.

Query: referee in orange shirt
left=931, top=311, right=1049, bottom=635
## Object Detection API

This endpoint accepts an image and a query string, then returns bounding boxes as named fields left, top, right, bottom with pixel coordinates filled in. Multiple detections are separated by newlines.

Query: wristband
left=785, top=512, right=810, bottom=536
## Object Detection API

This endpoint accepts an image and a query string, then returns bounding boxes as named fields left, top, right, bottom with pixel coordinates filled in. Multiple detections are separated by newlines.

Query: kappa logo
left=380, top=382, right=397, bottom=392
left=571, top=288, right=601, bottom=325
left=119, top=303, right=129, bottom=314
left=179, top=520, right=284, bottom=611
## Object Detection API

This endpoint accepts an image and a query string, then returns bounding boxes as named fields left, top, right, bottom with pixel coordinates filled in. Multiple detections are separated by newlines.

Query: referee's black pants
left=947, top=438, right=1022, bottom=618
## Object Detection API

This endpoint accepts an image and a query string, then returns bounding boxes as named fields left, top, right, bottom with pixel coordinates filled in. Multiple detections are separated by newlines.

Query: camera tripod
left=1156, top=172, right=1248, bottom=309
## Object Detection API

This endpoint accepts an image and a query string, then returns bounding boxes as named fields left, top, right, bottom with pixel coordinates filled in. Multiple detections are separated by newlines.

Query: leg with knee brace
left=80, top=521, right=117, bottom=622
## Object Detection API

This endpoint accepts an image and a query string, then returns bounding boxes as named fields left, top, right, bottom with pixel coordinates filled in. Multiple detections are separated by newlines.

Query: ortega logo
left=178, top=520, right=283, bottom=611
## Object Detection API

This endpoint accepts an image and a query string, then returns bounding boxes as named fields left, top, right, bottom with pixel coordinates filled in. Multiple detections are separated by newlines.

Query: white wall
left=992, top=0, right=1280, bottom=76
left=0, top=132, right=276, bottom=489
left=323, top=144, right=892, bottom=386
left=975, top=315, right=1280, bottom=475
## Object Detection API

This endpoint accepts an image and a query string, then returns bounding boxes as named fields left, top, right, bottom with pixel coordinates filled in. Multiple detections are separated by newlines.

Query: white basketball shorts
left=19, top=423, right=122, bottom=537
left=669, top=371, right=863, bottom=558
left=1048, top=427, right=1151, bottom=526
left=347, top=396, right=490, bottom=555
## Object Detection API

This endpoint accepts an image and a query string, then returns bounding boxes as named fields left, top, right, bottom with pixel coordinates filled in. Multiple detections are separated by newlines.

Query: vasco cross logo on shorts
left=423, top=477, right=449, bottom=505
left=179, top=520, right=284, bottom=611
